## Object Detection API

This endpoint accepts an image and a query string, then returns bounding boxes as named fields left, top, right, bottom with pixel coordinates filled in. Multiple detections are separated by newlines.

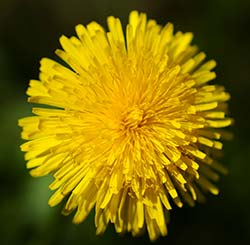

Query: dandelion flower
left=19, top=11, right=232, bottom=241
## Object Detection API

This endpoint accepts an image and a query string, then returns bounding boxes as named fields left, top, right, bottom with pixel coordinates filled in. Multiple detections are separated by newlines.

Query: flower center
left=122, top=107, right=144, bottom=130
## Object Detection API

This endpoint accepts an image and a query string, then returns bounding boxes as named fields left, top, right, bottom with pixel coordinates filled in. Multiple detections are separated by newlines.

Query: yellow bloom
left=19, top=11, right=232, bottom=241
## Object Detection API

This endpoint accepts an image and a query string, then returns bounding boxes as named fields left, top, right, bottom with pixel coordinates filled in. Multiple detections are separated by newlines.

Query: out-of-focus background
left=0, top=0, right=249, bottom=244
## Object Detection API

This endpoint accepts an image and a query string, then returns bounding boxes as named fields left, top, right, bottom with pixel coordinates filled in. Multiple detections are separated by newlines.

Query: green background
left=0, top=0, right=249, bottom=244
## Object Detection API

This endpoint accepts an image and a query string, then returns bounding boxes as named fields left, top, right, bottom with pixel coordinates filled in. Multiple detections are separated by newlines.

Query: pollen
left=122, top=107, right=145, bottom=129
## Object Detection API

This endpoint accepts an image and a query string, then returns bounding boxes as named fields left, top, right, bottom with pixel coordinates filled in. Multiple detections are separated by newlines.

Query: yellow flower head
left=19, top=11, right=232, bottom=241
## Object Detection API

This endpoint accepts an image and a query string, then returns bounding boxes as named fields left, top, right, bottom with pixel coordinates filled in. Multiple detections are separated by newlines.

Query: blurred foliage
left=0, top=0, right=249, bottom=244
